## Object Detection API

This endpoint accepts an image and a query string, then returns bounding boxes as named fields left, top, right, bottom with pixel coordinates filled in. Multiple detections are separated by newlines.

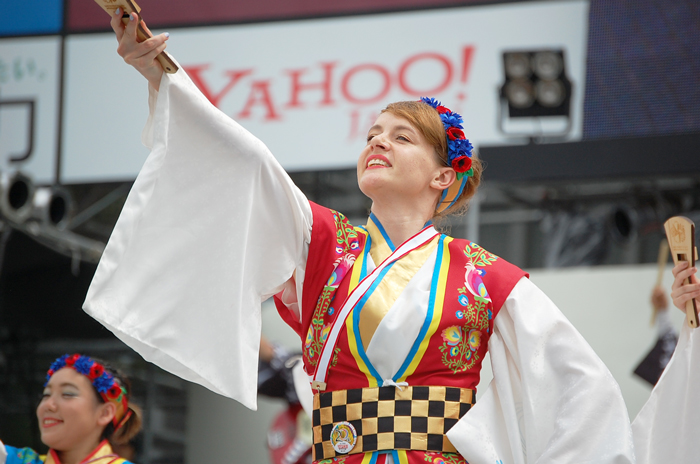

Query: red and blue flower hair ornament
left=420, top=97, right=474, bottom=214
left=46, top=354, right=132, bottom=430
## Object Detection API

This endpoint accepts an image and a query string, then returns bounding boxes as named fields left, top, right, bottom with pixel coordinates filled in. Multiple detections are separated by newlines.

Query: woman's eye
left=397, top=135, right=409, bottom=142
left=366, top=134, right=375, bottom=142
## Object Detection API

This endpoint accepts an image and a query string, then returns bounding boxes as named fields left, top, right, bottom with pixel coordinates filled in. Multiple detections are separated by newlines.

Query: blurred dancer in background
left=634, top=285, right=678, bottom=386
left=259, top=337, right=312, bottom=464
left=0, top=354, right=141, bottom=464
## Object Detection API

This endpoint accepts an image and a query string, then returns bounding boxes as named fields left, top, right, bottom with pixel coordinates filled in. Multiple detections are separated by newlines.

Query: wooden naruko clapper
left=664, top=216, right=699, bottom=328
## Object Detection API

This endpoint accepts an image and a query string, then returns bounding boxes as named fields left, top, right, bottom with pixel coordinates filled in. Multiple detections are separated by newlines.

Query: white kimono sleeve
left=632, top=321, right=700, bottom=463
left=83, top=68, right=312, bottom=410
left=446, top=277, right=635, bottom=464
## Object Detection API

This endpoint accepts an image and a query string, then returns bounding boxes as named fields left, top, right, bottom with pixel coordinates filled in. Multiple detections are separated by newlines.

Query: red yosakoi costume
left=272, top=205, right=525, bottom=464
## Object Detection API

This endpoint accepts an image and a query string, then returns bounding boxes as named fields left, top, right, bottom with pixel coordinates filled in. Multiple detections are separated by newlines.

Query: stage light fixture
left=504, top=52, right=531, bottom=79
left=535, top=79, right=566, bottom=107
left=499, top=49, right=572, bottom=119
left=532, top=51, right=563, bottom=80
left=504, top=79, right=535, bottom=109
left=0, top=170, right=35, bottom=223
left=32, top=186, right=74, bottom=230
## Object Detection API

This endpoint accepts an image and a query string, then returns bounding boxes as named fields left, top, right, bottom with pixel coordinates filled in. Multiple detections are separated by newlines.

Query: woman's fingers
left=672, top=262, right=697, bottom=289
left=118, top=13, right=168, bottom=67
left=123, top=34, right=168, bottom=64
left=115, top=12, right=140, bottom=59
left=110, top=7, right=126, bottom=42
left=671, top=284, right=700, bottom=307
left=671, top=261, right=700, bottom=311
left=111, top=12, right=167, bottom=89
left=123, top=12, right=140, bottom=44
left=129, top=38, right=168, bottom=71
left=671, top=260, right=688, bottom=275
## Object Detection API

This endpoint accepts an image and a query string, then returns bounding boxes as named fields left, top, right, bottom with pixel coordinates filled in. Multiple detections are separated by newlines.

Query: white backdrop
left=0, top=36, right=60, bottom=184
left=61, top=0, right=588, bottom=182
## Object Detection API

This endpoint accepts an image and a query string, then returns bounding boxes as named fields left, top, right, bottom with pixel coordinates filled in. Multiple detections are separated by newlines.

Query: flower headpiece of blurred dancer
left=420, top=97, right=474, bottom=214
left=46, top=353, right=132, bottom=429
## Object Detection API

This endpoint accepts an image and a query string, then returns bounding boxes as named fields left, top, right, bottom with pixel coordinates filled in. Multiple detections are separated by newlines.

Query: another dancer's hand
left=651, top=285, right=669, bottom=311
left=111, top=9, right=168, bottom=90
left=671, top=261, right=700, bottom=312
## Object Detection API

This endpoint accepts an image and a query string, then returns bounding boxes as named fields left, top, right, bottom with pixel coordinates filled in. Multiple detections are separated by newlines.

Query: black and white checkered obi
left=312, top=385, right=475, bottom=460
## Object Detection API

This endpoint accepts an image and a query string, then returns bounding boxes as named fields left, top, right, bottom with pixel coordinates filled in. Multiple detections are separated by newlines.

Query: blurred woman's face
left=36, top=368, right=112, bottom=451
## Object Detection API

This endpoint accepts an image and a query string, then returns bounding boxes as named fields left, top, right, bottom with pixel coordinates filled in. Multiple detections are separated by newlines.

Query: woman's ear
left=97, top=402, right=117, bottom=427
left=431, top=166, right=456, bottom=191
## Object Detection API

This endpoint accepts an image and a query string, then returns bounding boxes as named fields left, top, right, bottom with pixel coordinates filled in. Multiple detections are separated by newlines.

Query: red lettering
left=348, top=109, right=361, bottom=140
left=341, top=64, right=391, bottom=105
left=347, top=109, right=380, bottom=141
left=461, top=46, right=475, bottom=84
left=183, top=65, right=252, bottom=108
left=286, top=62, right=337, bottom=108
left=398, top=53, right=453, bottom=96
left=238, top=80, right=281, bottom=121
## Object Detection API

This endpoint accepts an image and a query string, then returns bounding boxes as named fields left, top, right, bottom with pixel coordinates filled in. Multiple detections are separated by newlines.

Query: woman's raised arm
left=84, top=27, right=313, bottom=409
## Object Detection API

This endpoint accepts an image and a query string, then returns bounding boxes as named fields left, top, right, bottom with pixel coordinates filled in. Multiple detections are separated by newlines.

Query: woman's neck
left=369, top=203, right=434, bottom=246
left=54, top=438, right=104, bottom=464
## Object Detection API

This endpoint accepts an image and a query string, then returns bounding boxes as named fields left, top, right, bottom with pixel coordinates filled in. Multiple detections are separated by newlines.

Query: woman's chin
left=358, top=173, right=390, bottom=198
left=40, top=433, right=61, bottom=450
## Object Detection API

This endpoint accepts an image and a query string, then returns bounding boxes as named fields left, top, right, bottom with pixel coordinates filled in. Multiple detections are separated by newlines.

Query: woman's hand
left=671, top=261, right=700, bottom=312
left=111, top=8, right=169, bottom=90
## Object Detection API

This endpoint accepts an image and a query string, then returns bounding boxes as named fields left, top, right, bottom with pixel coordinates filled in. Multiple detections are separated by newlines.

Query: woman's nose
left=41, top=394, right=58, bottom=411
left=370, top=134, right=388, bottom=150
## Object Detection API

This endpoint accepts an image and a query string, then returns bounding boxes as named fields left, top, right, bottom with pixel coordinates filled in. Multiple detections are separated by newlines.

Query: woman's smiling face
left=357, top=111, right=444, bottom=203
left=36, top=367, right=112, bottom=451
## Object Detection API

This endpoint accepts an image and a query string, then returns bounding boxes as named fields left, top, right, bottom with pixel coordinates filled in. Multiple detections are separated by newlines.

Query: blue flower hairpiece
left=419, top=97, right=474, bottom=180
left=420, top=97, right=475, bottom=214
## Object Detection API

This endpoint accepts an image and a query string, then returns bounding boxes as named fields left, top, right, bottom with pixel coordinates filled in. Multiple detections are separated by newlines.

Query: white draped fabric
left=632, top=322, right=700, bottom=463
left=448, top=279, right=634, bottom=463
left=84, top=68, right=698, bottom=463
left=84, top=69, right=312, bottom=410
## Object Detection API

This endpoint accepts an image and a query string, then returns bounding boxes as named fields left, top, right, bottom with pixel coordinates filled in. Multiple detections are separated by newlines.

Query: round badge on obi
left=330, top=421, right=357, bottom=454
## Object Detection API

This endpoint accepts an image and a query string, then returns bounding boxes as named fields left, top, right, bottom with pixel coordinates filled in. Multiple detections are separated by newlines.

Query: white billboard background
left=63, top=0, right=588, bottom=183
left=0, top=37, right=61, bottom=184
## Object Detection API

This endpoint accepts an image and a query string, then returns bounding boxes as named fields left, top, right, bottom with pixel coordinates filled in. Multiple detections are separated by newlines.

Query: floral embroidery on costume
left=304, top=211, right=359, bottom=367
left=423, top=451, right=469, bottom=464
left=9, top=447, right=43, bottom=464
left=317, top=455, right=350, bottom=464
left=439, top=322, right=482, bottom=373
left=462, top=242, right=498, bottom=267
left=438, top=242, right=499, bottom=373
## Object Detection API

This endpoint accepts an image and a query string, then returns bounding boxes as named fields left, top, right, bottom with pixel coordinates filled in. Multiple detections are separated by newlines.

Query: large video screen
left=583, top=0, right=700, bottom=139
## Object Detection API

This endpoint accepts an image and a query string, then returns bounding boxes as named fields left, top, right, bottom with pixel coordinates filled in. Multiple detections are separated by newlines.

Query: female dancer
left=0, top=354, right=142, bottom=464
left=84, top=9, right=700, bottom=464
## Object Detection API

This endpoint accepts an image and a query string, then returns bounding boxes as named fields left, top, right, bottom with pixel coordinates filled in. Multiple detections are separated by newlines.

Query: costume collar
left=366, top=213, right=434, bottom=255
left=45, top=440, right=122, bottom=464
